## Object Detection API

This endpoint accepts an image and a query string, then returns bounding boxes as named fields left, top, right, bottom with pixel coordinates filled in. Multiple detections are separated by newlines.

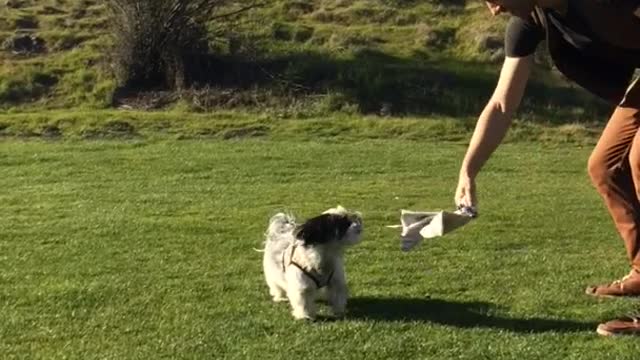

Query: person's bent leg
left=623, top=82, right=640, bottom=271
left=593, top=80, right=640, bottom=336
left=586, top=79, right=640, bottom=298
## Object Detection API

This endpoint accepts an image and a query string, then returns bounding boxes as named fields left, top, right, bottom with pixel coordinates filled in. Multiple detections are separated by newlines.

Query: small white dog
left=262, top=206, right=363, bottom=320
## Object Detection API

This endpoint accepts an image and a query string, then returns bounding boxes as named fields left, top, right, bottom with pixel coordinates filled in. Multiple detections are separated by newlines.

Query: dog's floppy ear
left=295, top=214, right=352, bottom=245
left=295, top=214, right=332, bottom=245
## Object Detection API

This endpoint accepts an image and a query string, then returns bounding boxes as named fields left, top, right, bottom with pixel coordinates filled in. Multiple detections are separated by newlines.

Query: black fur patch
left=295, top=213, right=355, bottom=245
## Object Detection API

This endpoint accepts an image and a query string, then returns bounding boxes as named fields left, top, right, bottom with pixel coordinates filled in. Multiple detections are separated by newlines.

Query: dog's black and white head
left=294, top=206, right=363, bottom=247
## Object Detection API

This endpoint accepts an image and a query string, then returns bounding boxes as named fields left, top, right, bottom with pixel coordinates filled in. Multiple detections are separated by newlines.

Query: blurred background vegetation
left=0, top=0, right=612, bottom=123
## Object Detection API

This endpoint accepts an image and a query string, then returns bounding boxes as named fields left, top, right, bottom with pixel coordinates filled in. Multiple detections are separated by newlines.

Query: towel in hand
left=387, top=206, right=477, bottom=251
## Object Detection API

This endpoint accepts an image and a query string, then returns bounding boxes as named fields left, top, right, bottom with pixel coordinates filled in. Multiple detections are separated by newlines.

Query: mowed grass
left=1, top=138, right=640, bottom=359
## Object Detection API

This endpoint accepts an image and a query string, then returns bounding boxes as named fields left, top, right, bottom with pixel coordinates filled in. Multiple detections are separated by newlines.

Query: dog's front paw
left=329, top=295, right=347, bottom=317
left=331, top=308, right=346, bottom=318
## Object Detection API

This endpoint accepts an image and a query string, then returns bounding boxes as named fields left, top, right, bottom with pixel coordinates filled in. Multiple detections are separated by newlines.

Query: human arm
left=455, top=55, right=534, bottom=208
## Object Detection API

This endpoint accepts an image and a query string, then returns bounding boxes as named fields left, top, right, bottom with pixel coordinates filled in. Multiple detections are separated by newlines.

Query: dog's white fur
left=262, top=206, right=363, bottom=320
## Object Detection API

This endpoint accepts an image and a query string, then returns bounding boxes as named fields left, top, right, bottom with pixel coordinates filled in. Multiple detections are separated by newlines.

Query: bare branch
left=106, top=0, right=258, bottom=90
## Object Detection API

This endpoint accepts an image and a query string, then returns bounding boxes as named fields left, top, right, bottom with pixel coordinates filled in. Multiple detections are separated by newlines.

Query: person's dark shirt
left=504, top=1, right=640, bottom=67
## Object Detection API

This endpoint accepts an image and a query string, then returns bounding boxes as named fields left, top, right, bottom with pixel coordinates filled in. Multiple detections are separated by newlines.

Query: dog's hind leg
left=263, top=250, right=288, bottom=302
left=265, top=272, right=288, bottom=302
left=268, top=283, right=288, bottom=302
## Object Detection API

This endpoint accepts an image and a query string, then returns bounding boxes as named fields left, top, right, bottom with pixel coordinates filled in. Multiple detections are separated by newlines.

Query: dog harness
left=282, top=244, right=334, bottom=289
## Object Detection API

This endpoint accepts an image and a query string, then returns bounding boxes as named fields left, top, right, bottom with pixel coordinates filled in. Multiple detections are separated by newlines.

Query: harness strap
left=284, top=244, right=334, bottom=289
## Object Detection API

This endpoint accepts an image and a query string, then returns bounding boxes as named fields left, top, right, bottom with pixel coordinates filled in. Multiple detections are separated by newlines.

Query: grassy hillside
left=0, top=0, right=113, bottom=108
left=0, top=0, right=612, bottom=122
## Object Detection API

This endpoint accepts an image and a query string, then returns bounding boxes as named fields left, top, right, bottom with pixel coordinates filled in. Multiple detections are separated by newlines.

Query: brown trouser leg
left=588, top=79, right=640, bottom=271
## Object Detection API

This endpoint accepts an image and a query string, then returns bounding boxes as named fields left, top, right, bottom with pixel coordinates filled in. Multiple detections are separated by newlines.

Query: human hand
left=485, top=1, right=504, bottom=16
left=455, top=174, right=477, bottom=212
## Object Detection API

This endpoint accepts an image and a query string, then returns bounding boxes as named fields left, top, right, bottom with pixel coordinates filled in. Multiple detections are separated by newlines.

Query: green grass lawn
left=1, top=137, right=639, bottom=359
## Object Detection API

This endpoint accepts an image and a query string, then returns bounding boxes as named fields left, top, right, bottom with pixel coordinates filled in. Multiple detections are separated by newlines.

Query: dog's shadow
left=346, top=296, right=597, bottom=333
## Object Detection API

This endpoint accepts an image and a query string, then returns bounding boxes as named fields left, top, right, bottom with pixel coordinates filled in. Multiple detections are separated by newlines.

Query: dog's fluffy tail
left=254, top=212, right=296, bottom=252
left=266, top=212, right=296, bottom=241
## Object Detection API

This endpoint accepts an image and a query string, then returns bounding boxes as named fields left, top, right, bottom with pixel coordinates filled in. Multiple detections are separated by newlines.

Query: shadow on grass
left=347, top=296, right=597, bottom=333
left=177, top=48, right=612, bottom=122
